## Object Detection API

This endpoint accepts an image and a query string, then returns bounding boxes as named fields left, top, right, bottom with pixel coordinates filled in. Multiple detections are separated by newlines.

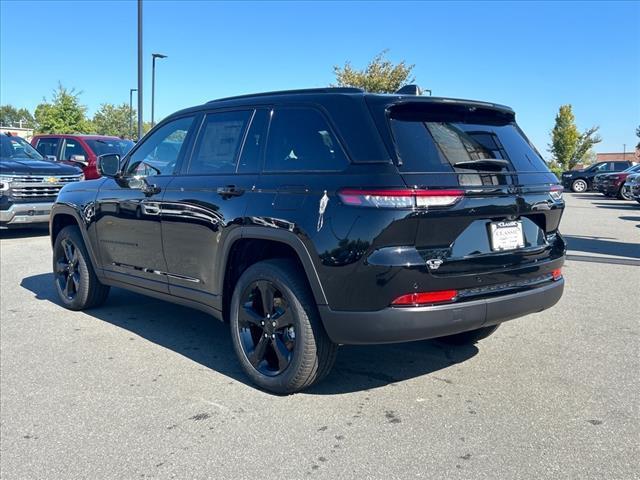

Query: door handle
left=141, top=181, right=161, bottom=197
left=217, top=185, right=245, bottom=197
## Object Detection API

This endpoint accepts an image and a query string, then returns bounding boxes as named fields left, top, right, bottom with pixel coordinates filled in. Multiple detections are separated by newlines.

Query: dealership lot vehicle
left=49, top=88, right=566, bottom=394
left=0, top=134, right=83, bottom=229
left=598, top=164, right=640, bottom=200
left=1, top=193, right=637, bottom=479
left=31, top=134, right=134, bottom=180
left=561, top=160, right=631, bottom=192
left=627, top=172, right=640, bottom=203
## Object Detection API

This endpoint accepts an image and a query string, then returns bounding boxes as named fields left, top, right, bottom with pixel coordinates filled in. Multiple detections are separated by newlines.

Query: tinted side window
left=62, top=139, right=88, bottom=160
left=187, top=111, right=251, bottom=175
left=612, top=162, right=628, bottom=171
left=35, top=138, right=60, bottom=157
left=238, top=109, right=269, bottom=173
left=126, top=116, right=195, bottom=177
left=265, top=108, right=348, bottom=172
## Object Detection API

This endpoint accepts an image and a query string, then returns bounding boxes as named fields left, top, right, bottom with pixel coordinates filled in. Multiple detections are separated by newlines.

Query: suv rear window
left=389, top=103, right=549, bottom=174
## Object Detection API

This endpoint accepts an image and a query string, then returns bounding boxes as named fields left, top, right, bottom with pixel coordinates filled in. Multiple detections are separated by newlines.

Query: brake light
left=550, top=185, right=563, bottom=201
left=338, top=188, right=464, bottom=209
left=391, top=290, right=458, bottom=306
left=551, top=268, right=562, bottom=281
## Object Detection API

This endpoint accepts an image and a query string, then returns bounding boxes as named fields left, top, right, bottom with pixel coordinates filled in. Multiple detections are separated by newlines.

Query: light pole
left=129, top=88, right=137, bottom=139
left=137, top=0, right=143, bottom=141
left=151, top=53, right=167, bottom=126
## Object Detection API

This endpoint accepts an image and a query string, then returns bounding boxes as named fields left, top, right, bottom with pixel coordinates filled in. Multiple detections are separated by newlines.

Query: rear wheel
left=230, top=259, right=337, bottom=394
left=571, top=179, right=588, bottom=193
left=438, top=325, right=500, bottom=345
left=53, top=225, right=110, bottom=310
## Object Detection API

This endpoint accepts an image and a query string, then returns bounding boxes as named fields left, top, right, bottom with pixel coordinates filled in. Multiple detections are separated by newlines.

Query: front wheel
left=438, top=325, right=500, bottom=345
left=230, top=259, right=337, bottom=394
left=618, top=185, right=632, bottom=200
left=53, top=225, right=110, bottom=310
left=571, top=179, right=588, bottom=193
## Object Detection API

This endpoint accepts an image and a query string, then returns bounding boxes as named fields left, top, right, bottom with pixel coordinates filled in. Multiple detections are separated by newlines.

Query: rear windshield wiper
left=453, top=159, right=510, bottom=171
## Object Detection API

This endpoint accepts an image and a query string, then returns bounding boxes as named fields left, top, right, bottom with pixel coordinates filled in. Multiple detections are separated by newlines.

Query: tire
left=438, top=325, right=500, bottom=345
left=230, top=259, right=337, bottom=394
left=53, top=225, right=110, bottom=310
left=571, top=179, right=588, bottom=193
left=618, top=185, right=632, bottom=200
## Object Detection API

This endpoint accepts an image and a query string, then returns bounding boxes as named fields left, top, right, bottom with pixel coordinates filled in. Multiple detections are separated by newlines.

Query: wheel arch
left=219, top=226, right=328, bottom=322
left=50, top=205, right=101, bottom=275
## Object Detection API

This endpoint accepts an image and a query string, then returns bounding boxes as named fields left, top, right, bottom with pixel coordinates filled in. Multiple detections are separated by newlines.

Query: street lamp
left=151, top=53, right=167, bottom=126
left=129, top=88, right=137, bottom=139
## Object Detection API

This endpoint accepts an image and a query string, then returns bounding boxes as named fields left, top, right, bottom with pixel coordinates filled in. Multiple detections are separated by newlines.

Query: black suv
left=561, top=160, right=632, bottom=193
left=49, top=87, right=566, bottom=393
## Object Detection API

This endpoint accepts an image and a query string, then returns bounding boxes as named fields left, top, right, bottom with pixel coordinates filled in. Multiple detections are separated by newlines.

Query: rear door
left=379, top=101, right=564, bottom=275
left=161, top=109, right=267, bottom=307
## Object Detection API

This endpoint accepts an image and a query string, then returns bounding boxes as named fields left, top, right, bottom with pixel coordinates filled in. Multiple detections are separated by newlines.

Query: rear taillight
left=550, top=185, right=563, bottom=201
left=552, top=268, right=562, bottom=281
left=338, top=188, right=464, bottom=209
left=391, top=290, right=458, bottom=307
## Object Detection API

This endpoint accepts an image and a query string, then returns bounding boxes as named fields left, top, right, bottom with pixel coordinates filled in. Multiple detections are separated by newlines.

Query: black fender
left=217, top=225, right=328, bottom=307
left=50, top=201, right=103, bottom=278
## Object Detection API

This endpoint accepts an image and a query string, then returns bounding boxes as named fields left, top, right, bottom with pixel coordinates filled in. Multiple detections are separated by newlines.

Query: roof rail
left=207, top=87, right=364, bottom=104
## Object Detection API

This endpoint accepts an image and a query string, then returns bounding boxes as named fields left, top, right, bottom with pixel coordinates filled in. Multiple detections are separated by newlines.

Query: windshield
left=389, top=104, right=550, bottom=174
left=0, top=135, right=44, bottom=161
left=85, top=139, right=134, bottom=157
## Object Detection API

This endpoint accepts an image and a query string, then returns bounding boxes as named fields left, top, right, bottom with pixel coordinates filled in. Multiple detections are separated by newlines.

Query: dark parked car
left=561, top=160, right=632, bottom=192
left=31, top=134, right=134, bottom=180
left=1, top=133, right=83, bottom=228
left=625, top=172, right=640, bottom=203
left=49, top=87, right=566, bottom=393
left=598, top=164, right=640, bottom=200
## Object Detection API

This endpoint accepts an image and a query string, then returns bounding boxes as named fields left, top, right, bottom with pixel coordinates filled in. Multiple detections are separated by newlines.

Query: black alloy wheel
left=55, top=238, right=81, bottom=301
left=238, top=280, right=296, bottom=376
left=230, top=259, right=338, bottom=394
left=52, top=225, right=110, bottom=310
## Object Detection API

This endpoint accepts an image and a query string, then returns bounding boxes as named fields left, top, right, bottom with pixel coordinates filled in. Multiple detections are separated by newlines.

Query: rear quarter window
left=264, top=107, right=348, bottom=172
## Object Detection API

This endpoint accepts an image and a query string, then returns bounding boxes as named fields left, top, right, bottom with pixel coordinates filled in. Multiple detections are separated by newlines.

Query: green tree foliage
left=332, top=50, right=415, bottom=93
left=548, top=105, right=601, bottom=170
left=92, top=103, right=136, bottom=138
left=34, top=84, right=92, bottom=134
left=0, top=105, right=35, bottom=128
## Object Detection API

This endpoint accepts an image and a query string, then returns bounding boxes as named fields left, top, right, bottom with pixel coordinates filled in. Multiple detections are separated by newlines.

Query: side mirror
left=46, top=155, right=57, bottom=162
left=97, top=154, right=121, bottom=178
left=70, top=154, right=88, bottom=166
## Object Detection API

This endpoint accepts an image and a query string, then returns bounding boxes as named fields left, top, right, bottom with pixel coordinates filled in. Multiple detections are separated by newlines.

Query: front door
left=94, top=115, right=197, bottom=293
left=161, top=109, right=268, bottom=309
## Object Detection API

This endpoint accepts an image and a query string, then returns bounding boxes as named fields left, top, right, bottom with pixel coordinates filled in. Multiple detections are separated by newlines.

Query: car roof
left=167, top=87, right=515, bottom=117
left=34, top=134, right=129, bottom=140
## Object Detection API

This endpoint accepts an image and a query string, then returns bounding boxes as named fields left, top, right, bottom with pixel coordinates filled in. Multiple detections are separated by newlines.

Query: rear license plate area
left=489, top=220, right=525, bottom=252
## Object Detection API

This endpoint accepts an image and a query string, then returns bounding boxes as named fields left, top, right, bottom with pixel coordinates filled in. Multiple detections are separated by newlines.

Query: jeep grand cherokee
left=49, top=87, right=566, bottom=394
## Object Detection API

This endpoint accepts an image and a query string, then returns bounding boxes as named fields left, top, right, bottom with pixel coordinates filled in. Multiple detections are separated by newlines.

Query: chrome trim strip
left=111, top=262, right=201, bottom=283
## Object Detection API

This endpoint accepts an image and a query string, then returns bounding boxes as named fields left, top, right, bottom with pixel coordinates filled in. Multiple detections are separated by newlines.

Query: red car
left=31, top=134, right=134, bottom=179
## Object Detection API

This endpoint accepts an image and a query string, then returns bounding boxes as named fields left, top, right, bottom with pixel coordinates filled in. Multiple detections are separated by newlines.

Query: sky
left=1, top=0, right=639, bottom=156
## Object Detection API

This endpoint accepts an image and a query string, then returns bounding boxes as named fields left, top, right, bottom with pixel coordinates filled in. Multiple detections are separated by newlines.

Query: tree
left=93, top=103, right=136, bottom=138
left=34, top=84, right=91, bottom=134
left=548, top=104, right=601, bottom=170
left=0, top=105, right=35, bottom=128
left=332, top=50, right=415, bottom=93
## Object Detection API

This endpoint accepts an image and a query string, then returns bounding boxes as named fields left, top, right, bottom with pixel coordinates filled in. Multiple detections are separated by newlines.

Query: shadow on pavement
left=20, top=272, right=478, bottom=395
left=591, top=202, right=638, bottom=211
left=619, top=215, right=640, bottom=223
left=0, top=226, right=49, bottom=239
left=564, top=235, right=640, bottom=259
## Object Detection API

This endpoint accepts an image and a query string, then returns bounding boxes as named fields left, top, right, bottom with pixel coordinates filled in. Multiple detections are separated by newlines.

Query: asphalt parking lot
left=1, top=193, right=638, bottom=480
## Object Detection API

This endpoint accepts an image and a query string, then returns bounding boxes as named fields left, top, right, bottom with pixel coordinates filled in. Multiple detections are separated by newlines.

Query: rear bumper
left=0, top=201, right=53, bottom=227
left=319, top=278, right=564, bottom=345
